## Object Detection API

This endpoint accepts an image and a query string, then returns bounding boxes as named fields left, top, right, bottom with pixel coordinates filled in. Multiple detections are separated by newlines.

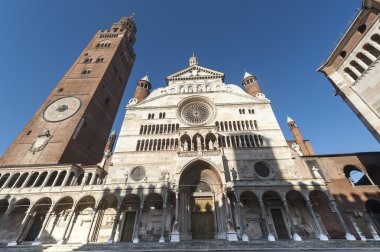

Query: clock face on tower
left=43, top=96, right=82, bottom=122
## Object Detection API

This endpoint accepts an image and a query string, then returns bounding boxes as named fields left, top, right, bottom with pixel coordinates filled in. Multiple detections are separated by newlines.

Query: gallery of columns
left=0, top=159, right=372, bottom=245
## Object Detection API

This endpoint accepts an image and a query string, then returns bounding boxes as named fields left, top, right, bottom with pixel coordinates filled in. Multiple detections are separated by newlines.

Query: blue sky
left=0, top=0, right=378, bottom=156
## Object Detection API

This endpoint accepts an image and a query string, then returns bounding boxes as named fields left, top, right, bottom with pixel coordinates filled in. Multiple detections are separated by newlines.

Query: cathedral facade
left=0, top=14, right=380, bottom=249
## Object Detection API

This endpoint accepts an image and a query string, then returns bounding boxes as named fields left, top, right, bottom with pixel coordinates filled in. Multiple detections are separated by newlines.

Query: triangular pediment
left=166, top=65, right=225, bottom=84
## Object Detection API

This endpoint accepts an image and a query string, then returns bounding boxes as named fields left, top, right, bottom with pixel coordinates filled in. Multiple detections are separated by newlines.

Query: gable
left=166, top=65, right=225, bottom=84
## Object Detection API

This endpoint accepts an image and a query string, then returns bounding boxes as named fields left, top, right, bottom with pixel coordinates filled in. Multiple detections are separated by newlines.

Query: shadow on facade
left=1, top=152, right=380, bottom=248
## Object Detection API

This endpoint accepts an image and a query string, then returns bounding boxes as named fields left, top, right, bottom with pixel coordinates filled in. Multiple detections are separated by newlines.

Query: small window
left=339, top=50, right=347, bottom=58
left=344, top=165, right=373, bottom=186
left=26, top=130, right=32, bottom=136
left=105, top=97, right=110, bottom=106
left=357, top=24, right=366, bottom=34
left=81, top=69, right=91, bottom=75
left=131, top=167, right=146, bottom=181
left=255, top=162, right=271, bottom=178
left=58, top=88, right=63, bottom=92
left=95, top=57, right=104, bottom=63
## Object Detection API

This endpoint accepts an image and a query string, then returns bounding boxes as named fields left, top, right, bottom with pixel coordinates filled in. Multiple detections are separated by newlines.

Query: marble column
left=40, top=171, right=52, bottom=188
left=133, top=200, right=144, bottom=243
left=32, top=210, right=53, bottom=245
left=2, top=173, right=15, bottom=189
left=370, top=42, right=380, bottom=51
left=57, top=204, right=77, bottom=244
left=51, top=171, right=61, bottom=187
left=305, top=200, right=328, bottom=240
left=81, top=173, right=89, bottom=186
left=108, top=201, right=122, bottom=244
left=355, top=58, right=369, bottom=69
left=89, top=173, right=96, bottom=185
left=83, top=206, right=98, bottom=244
left=7, top=207, right=33, bottom=246
left=329, top=200, right=356, bottom=240
left=223, top=193, right=238, bottom=241
left=349, top=66, right=362, bottom=78
left=20, top=173, right=33, bottom=189
left=364, top=51, right=377, bottom=62
left=282, top=200, right=302, bottom=241
left=159, top=188, right=168, bottom=243
left=235, top=195, right=249, bottom=241
left=170, top=190, right=180, bottom=242
left=259, top=200, right=275, bottom=241
left=61, top=172, right=71, bottom=187
left=11, top=174, right=23, bottom=188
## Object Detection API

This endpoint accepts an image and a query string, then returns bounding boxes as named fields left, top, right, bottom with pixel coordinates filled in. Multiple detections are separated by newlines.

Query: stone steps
left=1, top=240, right=380, bottom=252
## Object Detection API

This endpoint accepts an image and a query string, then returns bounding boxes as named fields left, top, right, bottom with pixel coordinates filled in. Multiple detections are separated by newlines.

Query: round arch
left=179, top=159, right=222, bottom=194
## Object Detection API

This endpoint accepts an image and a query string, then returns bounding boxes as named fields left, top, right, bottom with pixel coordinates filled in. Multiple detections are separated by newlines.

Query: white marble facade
left=0, top=56, right=360, bottom=246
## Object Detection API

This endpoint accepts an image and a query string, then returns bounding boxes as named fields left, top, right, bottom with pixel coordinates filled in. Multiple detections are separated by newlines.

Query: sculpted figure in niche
left=165, top=171, right=170, bottom=181
left=208, top=140, right=213, bottom=150
left=231, top=167, right=237, bottom=181
left=312, top=166, right=322, bottom=179
left=183, top=141, right=189, bottom=151
left=196, top=136, right=201, bottom=150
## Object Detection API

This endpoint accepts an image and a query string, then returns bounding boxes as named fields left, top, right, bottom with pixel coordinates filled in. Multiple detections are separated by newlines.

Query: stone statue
left=208, top=140, right=213, bottom=150
left=183, top=141, right=188, bottom=151
left=103, top=175, right=108, bottom=186
left=165, top=171, right=170, bottom=181
left=291, top=143, right=303, bottom=156
left=312, top=166, right=322, bottom=179
left=231, top=167, right=237, bottom=181
left=196, top=136, right=201, bottom=149
left=123, top=172, right=129, bottom=184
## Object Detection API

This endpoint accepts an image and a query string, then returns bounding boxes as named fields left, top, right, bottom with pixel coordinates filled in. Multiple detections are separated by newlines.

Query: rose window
left=178, top=96, right=215, bottom=126
left=182, top=102, right=210, bottom=124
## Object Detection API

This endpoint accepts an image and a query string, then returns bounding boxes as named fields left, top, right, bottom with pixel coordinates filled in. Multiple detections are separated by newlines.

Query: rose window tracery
left=182, top=102, right=210, bottom=124
left=178, top=97, right=215, bottom=126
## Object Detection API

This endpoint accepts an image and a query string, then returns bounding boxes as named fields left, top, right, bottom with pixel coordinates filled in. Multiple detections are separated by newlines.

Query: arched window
left=83, top=57, right=92, bottom=63
left=136, top=140, right=141, bottom=151
left=363, top=43, right=380, bottom=58
left=344, top=67, right=358, bottom=81
left=350, top=60, right=365, bottom=73
left=81, top=69, right=91, bottom=75
left=357, top=52, right=373, bottom=66
left=163, top=112, right=166, bottom=118
left=357, top=24, right=366, bottom=34
left=95, top=57, right=104, bottom=63
left=344, top=165, right=373, bottom=186
left=371, top=34, right=380, bottom=45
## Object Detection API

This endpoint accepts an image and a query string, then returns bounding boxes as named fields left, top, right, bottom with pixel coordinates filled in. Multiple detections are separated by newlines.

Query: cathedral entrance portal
left=179, top=160, right=225, bottom=240
left=191, top=196, right=215, bottom=239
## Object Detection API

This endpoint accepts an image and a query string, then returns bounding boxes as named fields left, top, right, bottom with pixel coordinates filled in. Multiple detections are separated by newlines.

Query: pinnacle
left=141, top=75, right=149, bottom=82
left=287, top=116, right=295, bottom=123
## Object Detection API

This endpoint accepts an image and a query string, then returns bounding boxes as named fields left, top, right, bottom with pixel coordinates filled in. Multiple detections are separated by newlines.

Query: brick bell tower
left=242, top=71, right=262, bottom=97
left=287, top=116, right=314, bottom=156
left=133, top=75, right=152, bottom=103
left=0, top=16, right=137, bottom=166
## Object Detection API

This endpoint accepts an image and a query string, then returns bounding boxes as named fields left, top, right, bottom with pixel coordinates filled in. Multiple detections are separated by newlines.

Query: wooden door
left=191, top=212, right=215, bottom=239
left=121, top=211, right=136, bottom=242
